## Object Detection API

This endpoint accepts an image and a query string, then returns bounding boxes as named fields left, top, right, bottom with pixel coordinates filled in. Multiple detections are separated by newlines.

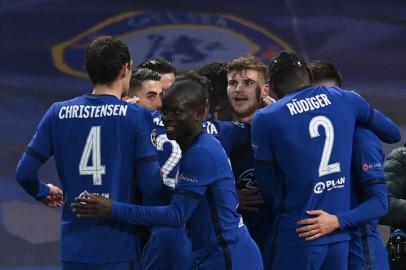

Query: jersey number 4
left=79, top=126, right=105, bottom=185
left=309, top=116, right=341, bottom=177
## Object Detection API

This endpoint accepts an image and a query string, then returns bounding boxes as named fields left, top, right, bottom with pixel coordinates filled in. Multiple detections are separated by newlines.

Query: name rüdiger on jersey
left=287, top=94, right=332, bottom=115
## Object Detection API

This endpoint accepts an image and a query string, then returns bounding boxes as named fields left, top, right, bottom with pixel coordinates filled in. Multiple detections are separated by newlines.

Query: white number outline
left=79, top=126, right=105, bottom=185
left=156, top=134, right=182, bottom=188
left=309, top=116, right=341, bottom=177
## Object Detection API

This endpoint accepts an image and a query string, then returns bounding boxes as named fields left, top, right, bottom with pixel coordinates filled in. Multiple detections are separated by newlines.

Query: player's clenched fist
left=41, top=183, right=63, bottom=208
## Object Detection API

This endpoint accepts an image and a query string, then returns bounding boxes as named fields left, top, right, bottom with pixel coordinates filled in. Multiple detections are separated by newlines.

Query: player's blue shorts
left=198, top=226, right=263, bottom=270
left=264, top=241, right=349, bottom=270
left=349, top=232, right=389, bottom=270
left=62, top=261, right=138, bottom=270
left=139, top=226, right=192, bottom=270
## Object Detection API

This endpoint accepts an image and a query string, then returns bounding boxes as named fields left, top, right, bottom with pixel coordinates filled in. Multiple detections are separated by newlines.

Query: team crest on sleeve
left=52, top=12, right=292, bottom=77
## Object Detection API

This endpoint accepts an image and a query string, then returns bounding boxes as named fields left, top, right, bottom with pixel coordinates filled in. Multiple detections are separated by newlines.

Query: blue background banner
left=1, top=0, right=405, bottom=268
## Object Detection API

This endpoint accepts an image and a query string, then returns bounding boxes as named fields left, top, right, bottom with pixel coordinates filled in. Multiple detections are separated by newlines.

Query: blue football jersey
left=175, top=132, right=244, bottom=260
left=111, top=132, right=258, bottom=267
left=203, top=120, right=250, bottom=156
left=252, top=86, right=375, bottom=246
left=27, top=94, right=159, bottom=263
left=151, top=110, right=182, bottom=190
left=349, top=128, right=388, bottom=269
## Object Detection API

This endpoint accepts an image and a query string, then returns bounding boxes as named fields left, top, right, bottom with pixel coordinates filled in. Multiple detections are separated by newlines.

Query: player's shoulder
left=187, top=133, right=221, bottom=155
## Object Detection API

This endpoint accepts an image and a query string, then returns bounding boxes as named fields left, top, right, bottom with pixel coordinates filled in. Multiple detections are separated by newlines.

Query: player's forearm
left=16, top=152, right=50, bottom=201
left=337, top=182, right=387, bottom=229
left=111, top=193, right=198, bottom=227
left=366, top=110, right=401, bottom=144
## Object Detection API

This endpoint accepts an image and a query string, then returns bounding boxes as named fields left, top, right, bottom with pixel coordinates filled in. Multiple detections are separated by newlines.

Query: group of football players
left=16, top=35, right=401, bottom=270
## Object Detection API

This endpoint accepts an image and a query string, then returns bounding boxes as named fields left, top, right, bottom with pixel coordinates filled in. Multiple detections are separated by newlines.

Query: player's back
left=46, top=95, right=154, bottom=263
left=260, top=86, right=369, bottom=245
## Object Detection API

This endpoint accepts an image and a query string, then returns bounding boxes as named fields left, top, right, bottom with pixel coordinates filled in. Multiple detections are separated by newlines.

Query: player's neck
left=235, top=113, right=254, bottom=125
left=92, top=82, right=123, bottom=99
left=178, top=126, right=204, bottom=151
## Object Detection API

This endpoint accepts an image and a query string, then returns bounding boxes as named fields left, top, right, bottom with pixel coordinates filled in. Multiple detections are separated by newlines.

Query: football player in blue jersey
left=125, top=68, right=163, bottom=111
left=137, top=58, right=176, bottom=92
left=126, top=68, right=192, bottom=270
left=72, top=80, right=263, bottom=270
left=226, top=56, right=273, bottom=252
left=198, top=61, right=234, bottom=121
left=297, top=60, right=390, bottom=270
left=16, top=36, right=164, bottom=270
left=252, top=52, right=400, bottom=270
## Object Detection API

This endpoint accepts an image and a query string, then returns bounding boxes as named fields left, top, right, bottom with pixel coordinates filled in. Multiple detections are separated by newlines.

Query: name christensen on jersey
left=58, top=104, right=128, bottom=119
left=287, top=94, right=331, bottom=115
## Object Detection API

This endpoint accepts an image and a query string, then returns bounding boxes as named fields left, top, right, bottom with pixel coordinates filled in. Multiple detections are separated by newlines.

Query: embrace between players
left=16, top=36, right=401, bottom=270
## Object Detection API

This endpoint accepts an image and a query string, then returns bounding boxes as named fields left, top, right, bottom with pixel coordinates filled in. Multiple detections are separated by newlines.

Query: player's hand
left=237, top=188, right=264, bottom=212
left=71, top=191, right=112, bottom=218
left=261, top=96, right=276, bottom=108
left=296, top=210, right=340, bottom=241
left=41, top=183, right=63, bottom=208
left=123, top=96, right=140, bottom=104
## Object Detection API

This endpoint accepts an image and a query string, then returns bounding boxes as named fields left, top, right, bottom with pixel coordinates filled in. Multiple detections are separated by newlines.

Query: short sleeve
left=27, top=103, right=55, bottom=160
left=352, top=128, right=385, bottom=183
left=175, top=147, right=217, bottom=196
left=134, top=108, right=159, bottom=163
left=252, top=110, right=273, bottom=162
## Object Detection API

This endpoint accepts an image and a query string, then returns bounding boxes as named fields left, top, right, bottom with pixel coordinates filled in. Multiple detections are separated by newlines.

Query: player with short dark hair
left=72, top=80, right=263, bottom=270
left=252, top=51, right=400, bottom=270
left=126, top=69, right=192, bottom=270
left=16, top=36, right=164, bottom=270
left=127, top=68, right=163, bottom=111
left=309, top=60, right=343, bottom=88
left=308, top=60, right=390, bottom=270
left=137, top=58, right=176, bottom=92
left=199, top=61, right=234, bottom=121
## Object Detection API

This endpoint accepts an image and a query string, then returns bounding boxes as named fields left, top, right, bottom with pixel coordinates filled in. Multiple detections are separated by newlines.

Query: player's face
left=160, top=72, right=176, bottom=92
left=162, top=103, right=193, bottom=141
left=161, top=100, right=198, bottom=142
left=137, top=80, right=163, bottom=111
left=227, top=69, right=268, bottom=121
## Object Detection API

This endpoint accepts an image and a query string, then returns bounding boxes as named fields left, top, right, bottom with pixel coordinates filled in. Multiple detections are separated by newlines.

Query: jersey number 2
left=79, top=126, right=105, bottom=185
left=156, top=134, right=182, bottom=188
left=309, top=116, right=341, bottom=177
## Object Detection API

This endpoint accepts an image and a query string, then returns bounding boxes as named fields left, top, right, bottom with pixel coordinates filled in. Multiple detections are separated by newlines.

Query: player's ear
left=261, top=83, right=270, bottom=99
left=120, top=62, right=131, bottom=79
left=195, top=106, right=206, bottom=120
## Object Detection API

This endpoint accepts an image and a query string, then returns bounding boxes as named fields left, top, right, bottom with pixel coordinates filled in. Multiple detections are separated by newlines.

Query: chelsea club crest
left=52, top=12, right=293, bottom=77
